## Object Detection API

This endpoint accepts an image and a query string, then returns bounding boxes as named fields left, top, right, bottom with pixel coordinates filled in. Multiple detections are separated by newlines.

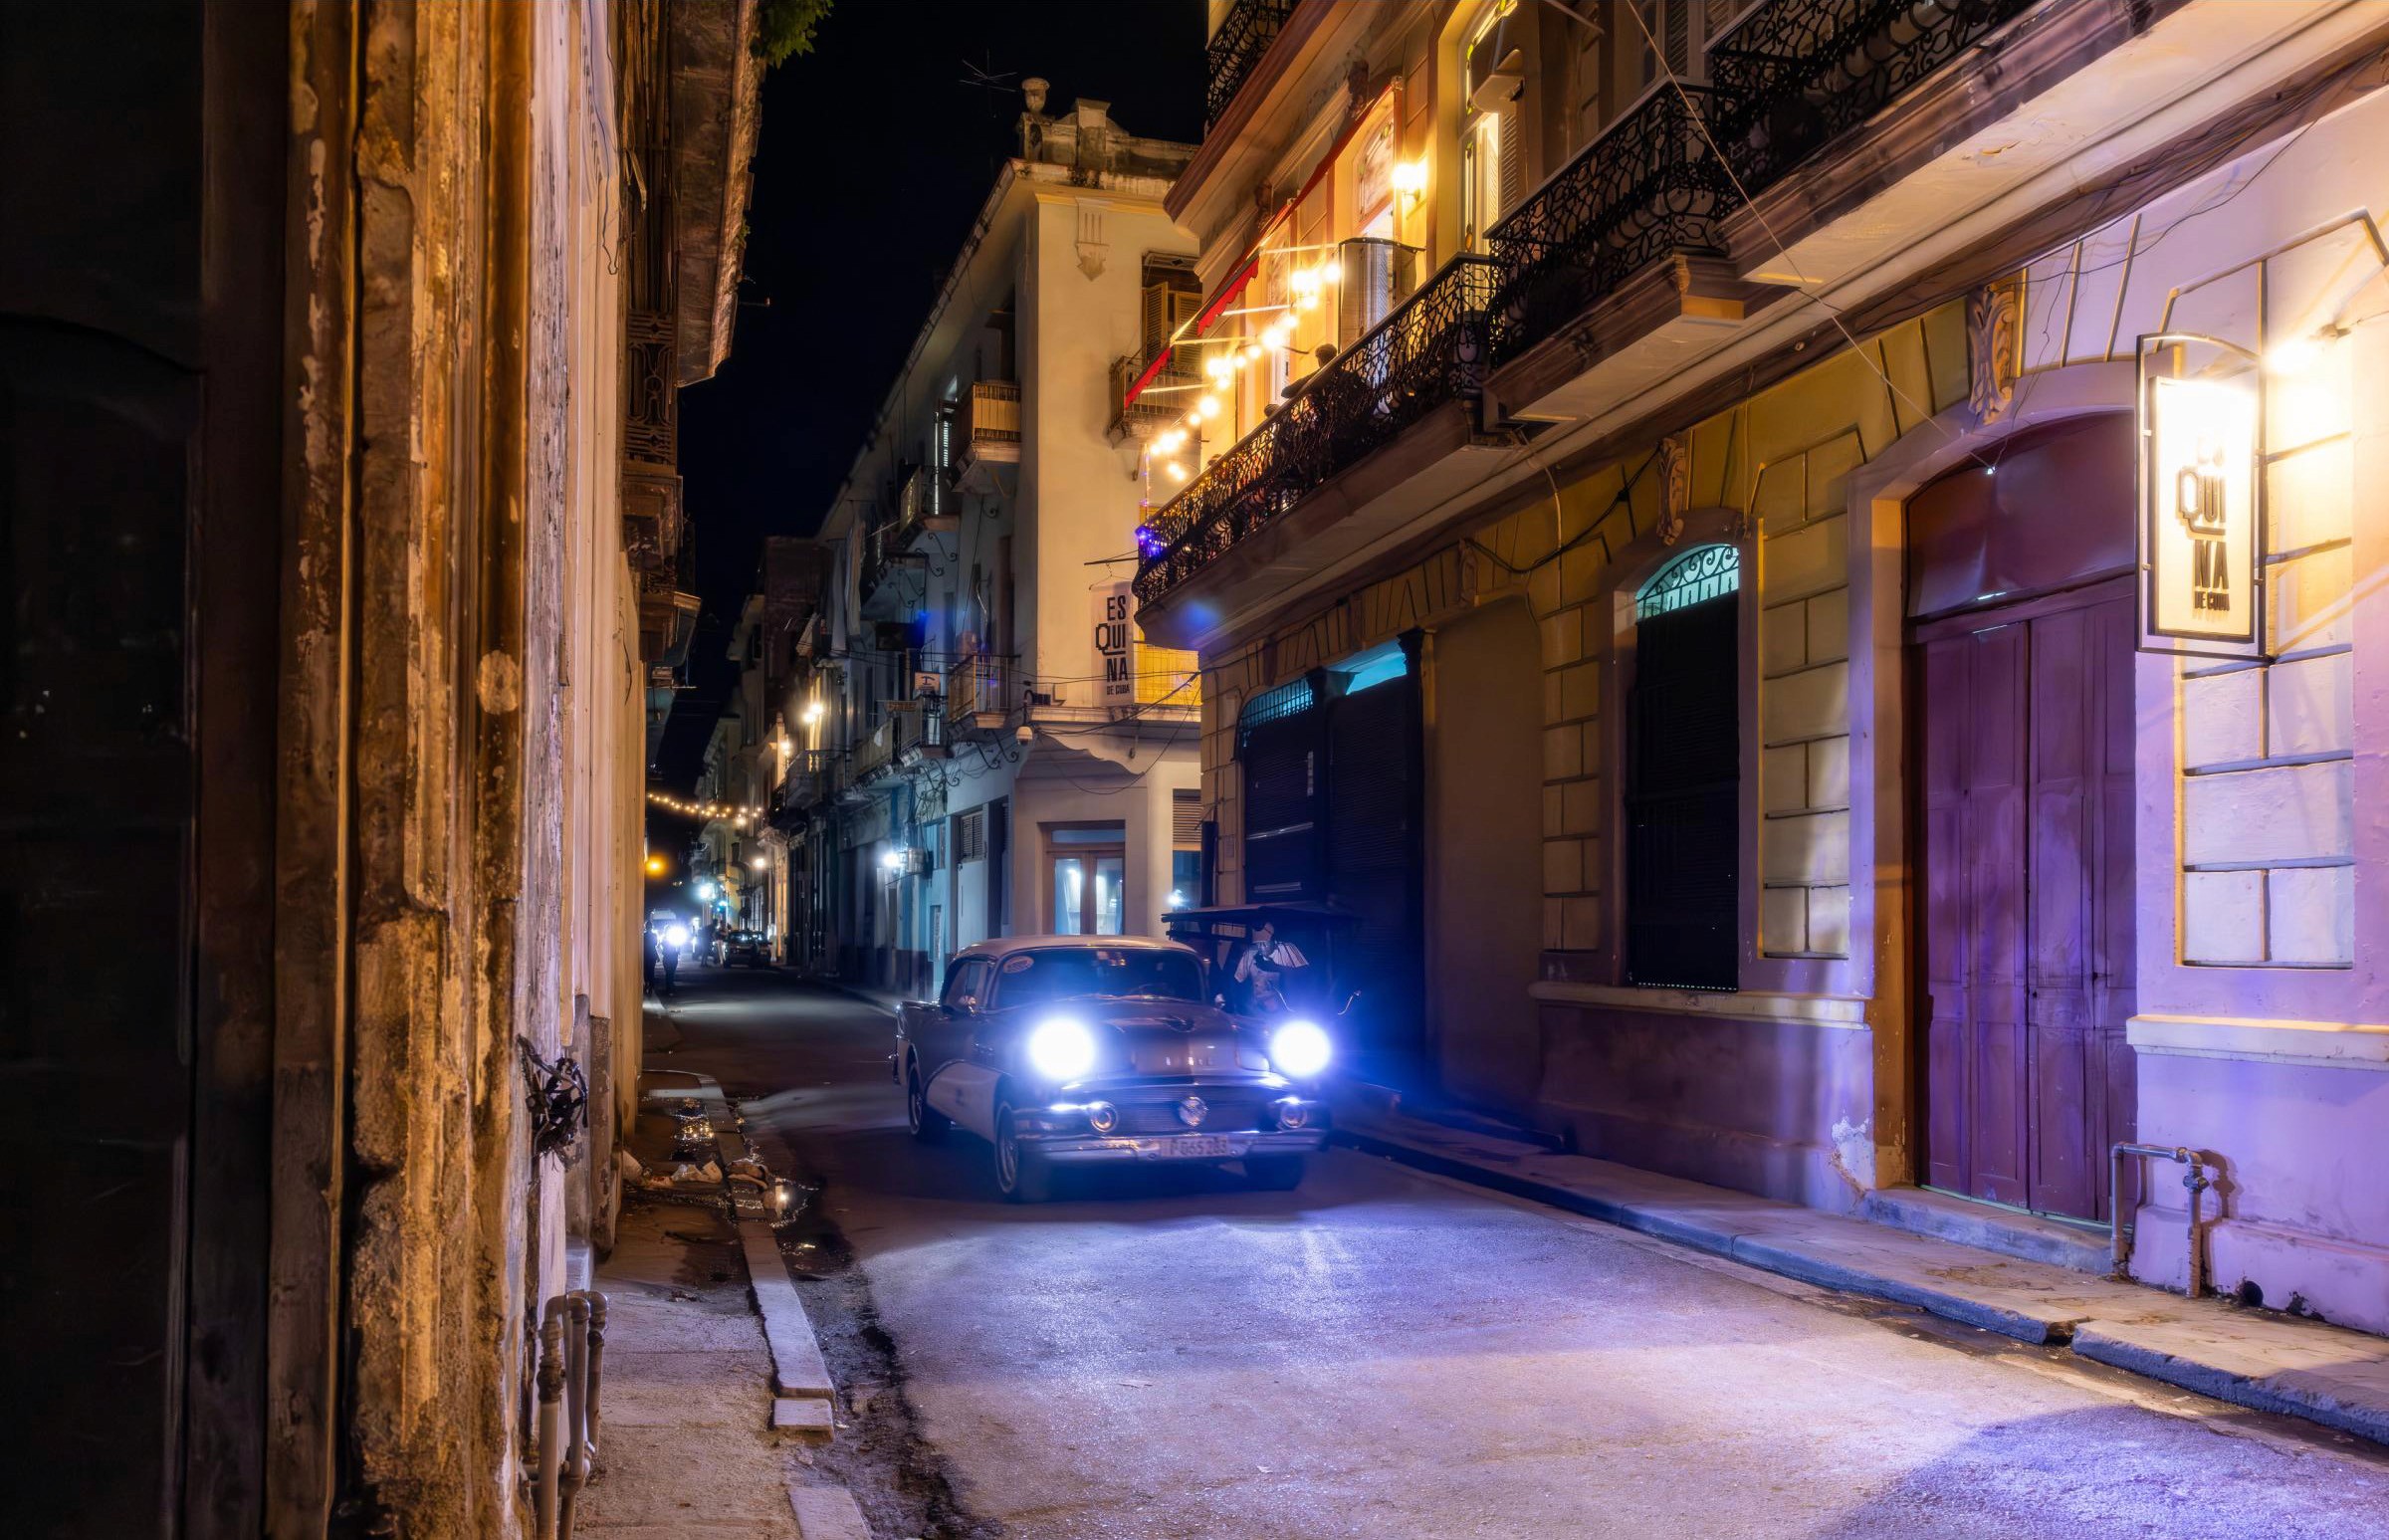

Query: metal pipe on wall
left=2110, top=1142, right=2217, bottom=1297
left=535, top=1299, right=566, bottom=1539
left=558, top=1294, right=592, bottom=1534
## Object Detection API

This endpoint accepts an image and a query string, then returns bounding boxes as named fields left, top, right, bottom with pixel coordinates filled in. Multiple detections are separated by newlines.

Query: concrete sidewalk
left=573, top=1071, right=868, bottom=1539
left=1333, top=1096, right=2389, bottom=1447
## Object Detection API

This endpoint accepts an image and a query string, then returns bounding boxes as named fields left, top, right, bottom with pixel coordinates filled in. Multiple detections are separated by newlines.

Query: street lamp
left=751, top=855, right=767, bottom=872
left=644, top=855, right=666, bottom=877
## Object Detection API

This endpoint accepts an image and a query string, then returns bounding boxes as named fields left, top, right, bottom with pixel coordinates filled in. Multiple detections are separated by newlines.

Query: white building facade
left=777, top=94, right=1205, bottom=993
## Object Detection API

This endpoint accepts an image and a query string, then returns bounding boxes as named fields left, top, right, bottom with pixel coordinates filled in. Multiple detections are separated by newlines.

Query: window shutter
left=1663, top=0, right=1690, bottom=77
left=1141, top=283, right=1168, bottom=359
left=1173, top=788, right=1202, bottom=848
left=1495, top=102, right=1524, bottom=217
left=955, top=806, right=987, bottom=863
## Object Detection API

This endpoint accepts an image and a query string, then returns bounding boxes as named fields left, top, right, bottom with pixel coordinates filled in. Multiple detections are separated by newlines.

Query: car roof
left=952, top=934, right=1196, bottom=961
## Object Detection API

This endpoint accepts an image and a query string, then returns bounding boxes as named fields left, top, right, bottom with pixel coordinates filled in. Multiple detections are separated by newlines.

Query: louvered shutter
left=1173, top=788, right=1202, bottom=848
left=1495, top=102, right=1524, bottom=218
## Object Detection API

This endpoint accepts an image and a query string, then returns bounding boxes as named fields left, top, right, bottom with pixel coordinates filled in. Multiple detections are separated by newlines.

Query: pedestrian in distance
left=661, top=934, right=680, bottom=996
left=642, top=923, right=661, bottom=993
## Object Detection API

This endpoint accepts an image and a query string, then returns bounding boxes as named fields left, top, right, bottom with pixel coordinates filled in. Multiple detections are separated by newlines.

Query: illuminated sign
left=2137, top=337, right=2265, bottom=659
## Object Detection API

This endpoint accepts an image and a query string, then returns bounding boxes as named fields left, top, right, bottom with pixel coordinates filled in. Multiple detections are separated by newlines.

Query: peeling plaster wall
left=274, top=3, right=643, bottom=1532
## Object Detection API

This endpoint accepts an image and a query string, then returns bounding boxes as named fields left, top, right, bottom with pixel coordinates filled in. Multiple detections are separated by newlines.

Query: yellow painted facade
left=1198, top=300, right=1972, bottom=958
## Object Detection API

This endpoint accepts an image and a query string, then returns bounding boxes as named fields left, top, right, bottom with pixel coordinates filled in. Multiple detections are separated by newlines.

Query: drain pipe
left=574, top=1289, right=608, bottom=1463
left=558, top=1293, right=592, bottom=1534
left=2109, top=1143, right=2216, bottom=1298
left=535, top=1298, right=566, bottom=1539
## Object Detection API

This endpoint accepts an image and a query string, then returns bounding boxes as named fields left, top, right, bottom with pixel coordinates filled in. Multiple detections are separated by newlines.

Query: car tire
left=992, top=1102, right=1053, bottom=1203
left=1244, top=1155, right=1304, bottom=1192
left=906, top=1067, right=950, bottom=1145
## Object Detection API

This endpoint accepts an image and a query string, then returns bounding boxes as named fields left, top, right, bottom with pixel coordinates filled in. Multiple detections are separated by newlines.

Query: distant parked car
left=720, top=930, right=766, bottom=968
left=893, top=935, right=1333, bottom=1202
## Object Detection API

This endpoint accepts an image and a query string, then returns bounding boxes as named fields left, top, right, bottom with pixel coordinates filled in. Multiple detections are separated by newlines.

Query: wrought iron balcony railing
left=773, top=748, right=831, bottom=818
left=1111, top=353, right=1200, bottom=441
left=1205, top=0, right=1299, bottom=128
left=1708, top=0, right=2039, bottom=197
left=851, top=717, right=895, bottom=782
left=1484, top=83, right=1740, bottom=367
left=893, top=701, right=948, bottom=761
left=1135, top=255, right=1497, bottom=606
left=894, top=464, right=955, bottom=550
left=945, top=651, right=1019, bottom=734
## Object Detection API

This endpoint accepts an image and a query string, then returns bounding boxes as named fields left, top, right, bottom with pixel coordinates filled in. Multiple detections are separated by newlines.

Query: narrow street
left=646, top=965, right=2389, bottom=1540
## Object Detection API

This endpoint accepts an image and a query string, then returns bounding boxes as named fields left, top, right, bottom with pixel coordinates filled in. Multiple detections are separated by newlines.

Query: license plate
left=1152, top=1135, right=1239, bottom=1160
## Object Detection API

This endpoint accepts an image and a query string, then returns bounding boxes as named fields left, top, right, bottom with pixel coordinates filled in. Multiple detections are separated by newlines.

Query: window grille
left=1635, top=543, right=1740, bottom=622
left=1235, top=675, right=1318, bottom=751
left=954, top=806, right=987, bottom=863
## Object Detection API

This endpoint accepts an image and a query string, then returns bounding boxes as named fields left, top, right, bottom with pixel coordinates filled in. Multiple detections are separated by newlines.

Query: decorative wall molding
left=2127, top=1013, right=2389, bottom=1071
left=1530, top=980, right=1869, bottom=1030
left=1655, top=434, right=1689, bottom=546
left=1966, top=276, right=2022, bottom=426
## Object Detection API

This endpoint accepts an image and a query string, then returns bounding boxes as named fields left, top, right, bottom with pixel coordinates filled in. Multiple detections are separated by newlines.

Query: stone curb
left=661, top=1071, right=842, bottom=1416
left=1332, top=1113, right=2389, bottom=1443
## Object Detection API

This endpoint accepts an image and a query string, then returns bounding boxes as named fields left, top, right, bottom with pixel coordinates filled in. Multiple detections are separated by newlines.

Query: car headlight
left=1026, top=1017, right=1098, bottom=1082
left=1269, top=1020, right=1332, bottom=1078
left=664, top=925, right=689, bottom=950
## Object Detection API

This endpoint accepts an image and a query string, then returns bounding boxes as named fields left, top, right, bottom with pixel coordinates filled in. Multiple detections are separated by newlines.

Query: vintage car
left=894, top=935, right=1334, bottom=1202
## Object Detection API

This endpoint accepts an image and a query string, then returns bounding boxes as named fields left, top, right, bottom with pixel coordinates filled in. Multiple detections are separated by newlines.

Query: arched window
left=1626, top=544, right=1740, bottom=990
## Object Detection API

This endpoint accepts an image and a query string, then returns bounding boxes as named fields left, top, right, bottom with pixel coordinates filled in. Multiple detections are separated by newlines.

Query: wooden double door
left=1916, top=580, right=2136, bottom=1222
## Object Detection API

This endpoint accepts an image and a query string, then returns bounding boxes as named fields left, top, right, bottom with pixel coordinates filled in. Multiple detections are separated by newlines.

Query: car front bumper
left=1014, top=1081, right=1329, bottom=1164
left=1032, top=1128, right=1329, bottom=1165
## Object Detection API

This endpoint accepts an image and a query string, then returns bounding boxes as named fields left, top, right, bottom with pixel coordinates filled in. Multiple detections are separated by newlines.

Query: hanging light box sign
left=1093, top=580, right=1137, bottom=706
left=2136, top=333, right=2266, bottom=660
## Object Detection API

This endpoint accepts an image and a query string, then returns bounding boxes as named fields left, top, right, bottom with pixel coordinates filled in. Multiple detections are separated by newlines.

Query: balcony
left=1205, top=0, right=1299, bottom=128
left=771, top=748, right=831, bottom=825
left=893, top=464, right=957, bottom=550
left=892, top=700, right=948, bottom=762
left=1111, top=353, right=1200, bottom=442
left=1484, top=85, right=1745, bottom=370
left=856, top=513, right=920, bottom=619
left=850, top=717, right=895, bottom=785
left=955, top=379, right=1021, bottom=491
left=1133, top=255, right=1498, bottom=626
left=945, top=651, right=1020, bottom=737
left=1706, top=0, right=2042, bottom=199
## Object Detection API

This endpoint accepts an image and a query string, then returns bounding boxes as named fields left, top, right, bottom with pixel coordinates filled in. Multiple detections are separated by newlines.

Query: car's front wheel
left=992, top=1102, right=1054, bottom=1203
left=1245, top=1155, right=1304, bottom=1192
left=906, top=1066, right=950, bottom=1145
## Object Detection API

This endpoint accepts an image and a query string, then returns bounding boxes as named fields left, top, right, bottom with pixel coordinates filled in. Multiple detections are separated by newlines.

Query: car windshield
left=992, top=948, right=1204, bottom=1007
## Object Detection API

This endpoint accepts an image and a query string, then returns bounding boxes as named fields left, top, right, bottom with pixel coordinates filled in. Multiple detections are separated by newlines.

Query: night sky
left=658, top=0, right=1207, bottom=795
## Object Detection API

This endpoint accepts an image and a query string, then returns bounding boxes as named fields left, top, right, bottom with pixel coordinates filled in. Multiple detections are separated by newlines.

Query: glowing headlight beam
left=1026, top=1016, right=1098, bottom=1082
left=1269, top=1019, right=1332, bottom=1078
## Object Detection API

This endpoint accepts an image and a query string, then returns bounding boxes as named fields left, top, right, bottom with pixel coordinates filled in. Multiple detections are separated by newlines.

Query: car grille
left=1116, top=1093, right=1271, bottom=1135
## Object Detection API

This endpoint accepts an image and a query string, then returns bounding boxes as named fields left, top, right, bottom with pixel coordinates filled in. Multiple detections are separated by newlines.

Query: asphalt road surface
left=648, top=964, right=2389, bottom=1540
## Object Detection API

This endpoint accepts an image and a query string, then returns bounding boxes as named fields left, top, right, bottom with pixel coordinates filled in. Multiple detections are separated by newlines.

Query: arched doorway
left=1908, top=413, right=2138, bottom=1222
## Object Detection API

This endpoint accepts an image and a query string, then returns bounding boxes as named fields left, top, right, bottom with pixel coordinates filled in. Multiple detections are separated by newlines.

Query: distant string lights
left=646, top=787, right=766, bottom=824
